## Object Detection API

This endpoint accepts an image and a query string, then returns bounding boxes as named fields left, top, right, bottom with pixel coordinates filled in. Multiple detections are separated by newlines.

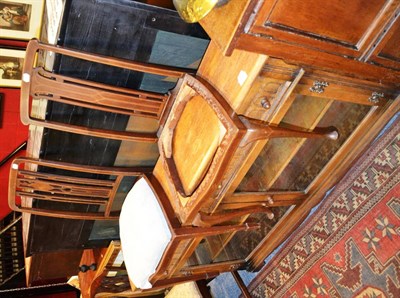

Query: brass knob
left=261, top=98, right=271, bottom=109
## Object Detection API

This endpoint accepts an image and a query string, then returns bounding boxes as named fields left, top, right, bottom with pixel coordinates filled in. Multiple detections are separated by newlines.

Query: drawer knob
left=309, top=80, right=329, bottom=93
left=369, top=92, right=384, bottom=104
left=260, top=98, right=271, bottom=109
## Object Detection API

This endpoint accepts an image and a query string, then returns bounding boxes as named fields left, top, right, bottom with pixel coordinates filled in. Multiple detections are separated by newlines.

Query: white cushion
left=119, top=177, right=172, bottom=289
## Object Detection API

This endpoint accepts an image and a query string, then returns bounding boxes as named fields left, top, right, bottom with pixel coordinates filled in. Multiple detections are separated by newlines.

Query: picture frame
left=0, top=47, right=25, bottom=87
left=0, top=0, right=45, bottom=40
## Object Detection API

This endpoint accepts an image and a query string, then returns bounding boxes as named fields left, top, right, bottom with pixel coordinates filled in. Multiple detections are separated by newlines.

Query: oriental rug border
left=247, top=115, right=400, bottom=297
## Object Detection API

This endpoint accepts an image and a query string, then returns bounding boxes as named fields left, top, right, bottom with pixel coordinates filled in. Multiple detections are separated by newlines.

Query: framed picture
left=0, top=47, right=25, bottom=87
left=0, top=0, right=45, bottom=40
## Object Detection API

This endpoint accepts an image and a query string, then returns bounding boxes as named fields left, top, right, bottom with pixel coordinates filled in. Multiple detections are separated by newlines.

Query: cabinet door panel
left=381, top=26, right=400, bottom=59
left=252, top=0, right=395, bottom=57
left=368, top=17, right=400, bottom=70
left=268, top=0, right=384, bottom=45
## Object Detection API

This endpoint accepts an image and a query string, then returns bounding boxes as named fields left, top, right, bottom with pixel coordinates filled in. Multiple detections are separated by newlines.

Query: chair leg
left=239, top=116, right=338, bottom=147
left=175, top=222, right=261, bottom=239
left=152, top=272, right=220, bottom=289
left=232, top=271, right=252, bottom=298
left=196, top=280, right=213, bottom=298
left=192, top=205, right=274, bottom=227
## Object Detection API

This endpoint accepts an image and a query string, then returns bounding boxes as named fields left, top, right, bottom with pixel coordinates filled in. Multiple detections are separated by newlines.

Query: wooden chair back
left=8, top=157, right=151, bottom=220
left=20, top=39, right=192, bottom=142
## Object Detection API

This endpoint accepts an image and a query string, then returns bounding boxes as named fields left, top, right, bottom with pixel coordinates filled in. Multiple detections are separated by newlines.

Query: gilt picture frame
left=0, top=0, right=45, bottom=40
left=0, top=47, right=25, bottom=87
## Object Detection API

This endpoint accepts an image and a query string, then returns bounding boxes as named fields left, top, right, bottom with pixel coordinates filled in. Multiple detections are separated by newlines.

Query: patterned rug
left=247, top=115, right=400, bottom=297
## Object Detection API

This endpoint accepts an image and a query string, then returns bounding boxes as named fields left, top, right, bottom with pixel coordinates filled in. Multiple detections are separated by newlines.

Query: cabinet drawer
left=296, top=77, right=394, bottom=106
left=242, top=58, right=396, bottom=122
left=242, top=76, right=291, bottom=121
left=242, top=59, right=303, bottom=122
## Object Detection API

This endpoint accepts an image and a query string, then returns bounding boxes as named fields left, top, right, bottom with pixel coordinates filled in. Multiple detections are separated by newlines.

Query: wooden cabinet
left=200, top=0, right=400, bottom=86
left=196, top=41, right=400, bottom=269
left=151, top=0, right=400, bottom=274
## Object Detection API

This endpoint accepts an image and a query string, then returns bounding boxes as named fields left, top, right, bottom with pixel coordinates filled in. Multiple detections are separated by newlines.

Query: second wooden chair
left=20, top=39, right=192, bottom=142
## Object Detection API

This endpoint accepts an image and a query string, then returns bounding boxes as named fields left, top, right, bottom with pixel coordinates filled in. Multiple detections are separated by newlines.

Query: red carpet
left=248, top=116, right=400, bottom=297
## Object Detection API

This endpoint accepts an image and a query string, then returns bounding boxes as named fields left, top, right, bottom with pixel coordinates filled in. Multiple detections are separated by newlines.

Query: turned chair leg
left=192, top=205, right=274, bottom=227
left=239, top=116, right=339, bottom=147
left=232, top=271, right=252, bottom=298
left=196, top=280, right=213, bottom=298
left=176, top=222, right=261, bottom=239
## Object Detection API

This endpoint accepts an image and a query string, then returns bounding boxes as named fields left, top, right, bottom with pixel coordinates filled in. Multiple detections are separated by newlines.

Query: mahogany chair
left=119, top=74, right=338, bottom=290
left=20, top=39, right=192, bottom=142
left=119, top=174, right=264, bottom=291
left=157, top=74, right=338, bottom=225
left=8, top=157, right=151, bottom=220
left=152, top=74, right=336, bottom=272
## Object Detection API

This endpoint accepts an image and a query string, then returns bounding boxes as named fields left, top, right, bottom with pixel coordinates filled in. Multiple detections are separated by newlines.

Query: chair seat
left=173, top=94, right=226, bottom=196
left=119, top=177, right=172, bottom=289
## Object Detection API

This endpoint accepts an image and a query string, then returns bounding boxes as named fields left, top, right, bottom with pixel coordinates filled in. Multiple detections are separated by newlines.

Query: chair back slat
left=15, top=191, right=108, bottom=205
left=36, top=68, right=167, bottom=101
left=9, top=157, right=149, bottom=220
left=31, top=68, right=167, bottom=119
left=16, top=177, right=112, bottom=198
left=18, top=169, right=115, bottom=186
